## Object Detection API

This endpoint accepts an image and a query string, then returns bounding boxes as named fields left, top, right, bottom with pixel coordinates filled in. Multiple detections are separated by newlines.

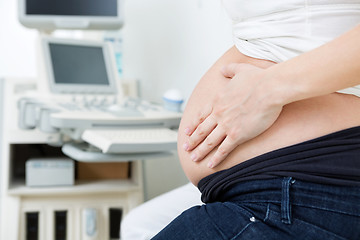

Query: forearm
left=266, top=24, right=360, bottom=105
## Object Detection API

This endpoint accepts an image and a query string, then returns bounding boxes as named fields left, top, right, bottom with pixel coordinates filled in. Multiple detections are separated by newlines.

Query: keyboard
left=81, top=128, right=178, bottom=153
left=56, top=97, right=160, bottom=116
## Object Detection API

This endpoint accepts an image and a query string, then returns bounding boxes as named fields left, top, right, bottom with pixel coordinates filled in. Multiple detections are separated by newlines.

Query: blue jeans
left=152, top=178, right=360, bottom=240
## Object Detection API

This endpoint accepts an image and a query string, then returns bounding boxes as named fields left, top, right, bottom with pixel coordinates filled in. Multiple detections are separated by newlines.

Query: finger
left=189, top=126, right=226, bottom=162
left=184, top=104, right=212, bottom=136
left=207, top=136, right=238, bottom=168
left=186, top=116, right=217, bottom=151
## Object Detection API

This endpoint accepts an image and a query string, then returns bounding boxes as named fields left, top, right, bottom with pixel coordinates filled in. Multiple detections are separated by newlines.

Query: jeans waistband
left=199, top=126, right=360, bottom=203
left=221, top=177, right=360, bottom=218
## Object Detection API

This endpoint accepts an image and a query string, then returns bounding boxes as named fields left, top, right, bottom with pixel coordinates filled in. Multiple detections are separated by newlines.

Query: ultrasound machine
left=17, top=0, right=182, bottom=161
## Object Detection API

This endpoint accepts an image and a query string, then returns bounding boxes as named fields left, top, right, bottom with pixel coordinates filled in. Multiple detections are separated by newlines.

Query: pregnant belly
left=177, top=46, right=360, bottom=186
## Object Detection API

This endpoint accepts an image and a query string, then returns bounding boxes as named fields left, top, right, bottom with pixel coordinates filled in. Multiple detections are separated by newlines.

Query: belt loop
left=281, top=177, right=293, bottom=224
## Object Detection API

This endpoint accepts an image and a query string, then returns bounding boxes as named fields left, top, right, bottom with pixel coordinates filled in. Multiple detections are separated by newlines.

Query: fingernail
left=207, top=162, right=214, bottom=168
left=184, top=127, right=191, bottom=135
left=190, top=153, right=197, bottom=161
left=183, top=143, right=189, bottom=151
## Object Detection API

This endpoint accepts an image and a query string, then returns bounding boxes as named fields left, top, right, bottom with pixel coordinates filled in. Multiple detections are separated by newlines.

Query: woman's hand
left=183, top=63, right=283, bottom=168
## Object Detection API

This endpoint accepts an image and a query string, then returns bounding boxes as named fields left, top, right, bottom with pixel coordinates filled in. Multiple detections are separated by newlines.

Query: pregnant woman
left=153, top=1, right=360, bottom=239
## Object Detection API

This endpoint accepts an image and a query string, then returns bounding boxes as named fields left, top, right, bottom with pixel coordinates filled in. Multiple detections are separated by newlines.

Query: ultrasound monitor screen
left=49, top=43, right=110, bottom=86
left=26, top=0, right=117, bottom=16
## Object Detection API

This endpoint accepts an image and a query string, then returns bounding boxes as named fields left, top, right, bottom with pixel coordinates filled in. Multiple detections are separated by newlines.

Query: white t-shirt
left=222, top=0, right=360, bottom=97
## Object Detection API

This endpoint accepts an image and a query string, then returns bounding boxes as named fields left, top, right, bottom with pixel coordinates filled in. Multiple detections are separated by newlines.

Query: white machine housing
left=26, top=158, right=74, bottom=187
left=18, top=0, right=123, bottom=30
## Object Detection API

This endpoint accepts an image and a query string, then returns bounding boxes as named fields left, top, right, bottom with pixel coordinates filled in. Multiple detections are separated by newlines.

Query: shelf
left=8, top=179, right=141, bottom=197
left=6, top=129, right=60, bottom=144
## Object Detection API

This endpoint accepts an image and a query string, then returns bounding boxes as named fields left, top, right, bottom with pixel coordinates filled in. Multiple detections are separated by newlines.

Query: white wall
left=0, top=0, right=233, bottom=199
left=0, top=80, right=3, bottom=221
left=0, top=0, right=38, bottom=77
left=122, top=0, right=233, bottom=102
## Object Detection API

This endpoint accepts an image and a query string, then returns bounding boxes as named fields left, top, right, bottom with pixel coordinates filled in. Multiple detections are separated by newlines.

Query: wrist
left=261, top=64, right=306, bottom=107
